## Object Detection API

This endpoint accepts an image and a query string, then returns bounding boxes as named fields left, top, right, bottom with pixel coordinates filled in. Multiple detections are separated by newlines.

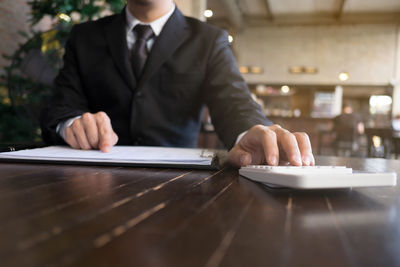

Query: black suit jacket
left=41, top=7, right=271, bottom=149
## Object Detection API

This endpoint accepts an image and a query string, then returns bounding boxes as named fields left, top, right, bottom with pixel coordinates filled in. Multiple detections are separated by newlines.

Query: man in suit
left=41, top=0, right=315, bottom=167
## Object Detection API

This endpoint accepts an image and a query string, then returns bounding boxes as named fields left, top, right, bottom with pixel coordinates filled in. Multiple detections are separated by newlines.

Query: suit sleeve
left=40, top=26, right=89, bottom=145
left=204, top=29, right=272, bottom=149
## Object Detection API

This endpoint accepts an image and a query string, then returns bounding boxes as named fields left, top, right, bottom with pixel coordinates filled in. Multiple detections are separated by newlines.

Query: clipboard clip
left=200, top=150, right=215, bottom=158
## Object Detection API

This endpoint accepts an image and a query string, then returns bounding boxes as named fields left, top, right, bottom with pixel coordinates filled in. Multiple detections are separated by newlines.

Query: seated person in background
left=40, top=0, right=315, bottom=167
left=334, top=105, right=364, bottom=142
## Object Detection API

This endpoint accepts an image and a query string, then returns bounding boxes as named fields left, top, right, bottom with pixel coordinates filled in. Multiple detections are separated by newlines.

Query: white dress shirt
left=125, top=4, right=175, bottom=52
left=57, top=4, right=247, bottom=145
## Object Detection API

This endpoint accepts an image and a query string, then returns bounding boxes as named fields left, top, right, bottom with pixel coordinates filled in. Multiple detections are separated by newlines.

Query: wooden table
left=1, top=157, right=399, bottom=267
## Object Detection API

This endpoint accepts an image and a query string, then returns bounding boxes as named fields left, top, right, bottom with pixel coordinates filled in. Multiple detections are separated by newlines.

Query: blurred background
left=0, top=0, right=399, bottom=158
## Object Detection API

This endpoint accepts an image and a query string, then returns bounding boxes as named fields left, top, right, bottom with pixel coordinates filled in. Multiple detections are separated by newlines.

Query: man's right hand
left=65, top=112, right=118, bottom=153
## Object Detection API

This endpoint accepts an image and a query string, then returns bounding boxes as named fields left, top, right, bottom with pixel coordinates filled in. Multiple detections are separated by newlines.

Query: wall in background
left=175, top=0, right=206, bottom=21
left=234, top=24, right=400, bottom=86
left=0, top=0, right=30, bottom=75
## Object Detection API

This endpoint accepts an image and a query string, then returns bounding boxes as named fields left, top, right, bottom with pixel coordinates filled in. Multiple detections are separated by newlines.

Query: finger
left=112, top=132, right=119, bottom=146
left=273, top=128, right=302, bottom=166
left=71, top=119, right=92, bottom=150
left=65, top=127, right=80, bottom=149
left=95, top=112, right=117, bottom=153
left=293, top=132, right=315, bottom=166
left=228, top=145, right=252, bottom=167
left=260, top=128, right=279, bottom=166
left=81, top=113, right=99, bottom=148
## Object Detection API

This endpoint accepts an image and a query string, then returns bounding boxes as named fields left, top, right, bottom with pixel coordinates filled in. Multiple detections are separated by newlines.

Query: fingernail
left=292, top=155, right=302, bottom=165
left=302, top=157, right=310, bottom=166
left=269, top=157, right=278, bottom=166
left=101, top=146, right=111, bottom=153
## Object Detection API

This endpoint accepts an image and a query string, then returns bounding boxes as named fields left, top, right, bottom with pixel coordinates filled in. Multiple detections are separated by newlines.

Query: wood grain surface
left=0, top=156, right=399, bottom=267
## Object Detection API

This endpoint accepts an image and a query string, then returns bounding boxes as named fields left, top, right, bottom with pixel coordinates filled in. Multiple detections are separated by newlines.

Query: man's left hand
left=228, top=124, right=315, bottom=167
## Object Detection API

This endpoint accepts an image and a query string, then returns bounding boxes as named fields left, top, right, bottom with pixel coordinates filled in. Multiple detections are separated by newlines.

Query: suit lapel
left=137, top=8, right=190, bottom=89
left=104, top=9, right=137, bottom=90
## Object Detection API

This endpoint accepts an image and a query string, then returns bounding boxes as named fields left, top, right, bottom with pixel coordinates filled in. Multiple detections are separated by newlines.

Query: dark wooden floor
left=1, top=156, right=399, bottom=267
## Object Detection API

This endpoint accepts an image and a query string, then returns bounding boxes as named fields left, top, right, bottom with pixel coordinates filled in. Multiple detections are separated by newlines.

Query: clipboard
left=0, top=146, right=225, bottom=170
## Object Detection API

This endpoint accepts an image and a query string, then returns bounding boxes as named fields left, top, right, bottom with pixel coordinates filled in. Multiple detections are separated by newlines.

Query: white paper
left=0, top=146, right=214, bottom=166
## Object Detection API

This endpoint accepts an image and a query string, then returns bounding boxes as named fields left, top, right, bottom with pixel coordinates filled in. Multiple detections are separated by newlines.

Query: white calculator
left=239, top=165, right=397, bottom=189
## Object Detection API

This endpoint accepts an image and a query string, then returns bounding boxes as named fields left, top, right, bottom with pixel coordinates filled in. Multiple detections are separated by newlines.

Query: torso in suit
left=40, top=6, right=270, bottom=149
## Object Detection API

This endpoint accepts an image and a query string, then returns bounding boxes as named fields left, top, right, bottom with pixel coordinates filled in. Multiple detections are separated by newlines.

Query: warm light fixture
left=338, top=72, right=349, bottom=81
left=304, top=67, right=318, bottom=74
left=240, top=66, right=263, bottom=74
left=289, top=66, right=318, bottom=74
left=249, top=66, right=263, bottom=74
left=289, top=66, right=303, bottom=74
left=204, top=9, right=213, bottom=18
left=281, top=85, right=290, bottom=94
left=239, top=66, right=249, bottom=74
left=228, top=35, right=233, bottom=43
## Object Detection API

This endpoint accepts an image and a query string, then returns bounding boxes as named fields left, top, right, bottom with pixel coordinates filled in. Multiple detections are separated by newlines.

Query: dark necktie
left=131, top=24, right=154, bottom=79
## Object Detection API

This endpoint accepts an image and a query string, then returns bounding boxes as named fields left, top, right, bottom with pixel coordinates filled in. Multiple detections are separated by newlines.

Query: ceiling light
left=281, top=85, right=290, bottom=94
left=204, top=9, right=213, bottom=18
left=338, top=72, right=349, bottom=81
left=228, top=35, right=233, bottom=43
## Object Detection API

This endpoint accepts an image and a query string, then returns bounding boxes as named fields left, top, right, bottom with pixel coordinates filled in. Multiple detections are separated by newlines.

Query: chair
left=334, top=125, right=356, bottom=156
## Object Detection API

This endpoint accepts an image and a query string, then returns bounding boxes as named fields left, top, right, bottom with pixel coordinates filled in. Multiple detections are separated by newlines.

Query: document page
left=0, top=146, right=215, bottom=167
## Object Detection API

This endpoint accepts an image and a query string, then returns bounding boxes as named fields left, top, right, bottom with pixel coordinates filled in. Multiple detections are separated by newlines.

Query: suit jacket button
left=136, top=92, right=143, bottom=97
